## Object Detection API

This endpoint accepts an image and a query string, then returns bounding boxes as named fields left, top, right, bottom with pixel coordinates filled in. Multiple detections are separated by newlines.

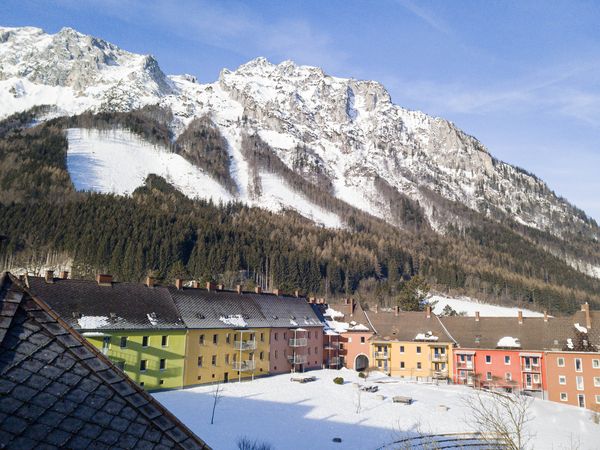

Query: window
left=416, top=362, right=422, bottom=370
left=378, top=360, right=383, bottom=368
left=308, top=347, right=311, bottom=355
left=260, top=333, right=264, bottom=342
left=505, top=372, right=512, bottom=381
left=140, top=382, right=145, bottom=387
left=197, top=375, right=202, bottom=380
left=120, top=336, right=127, bottom=348
left=225, top=354, right=229, bottom=364
left=284, top=332, right=287, bottom=340
left=486, top=372, right=492, bottom=381
left=504, top=356, right=511, bottom=365
left=578, top=394, right=585, bottom=408
left=159, top=380, right=164, bottom=385
left=315, top=346, right=318, bottom=354
left=400, top=346, right=405, bottom=353
left=161, top=336, right=168, bottom=347
left=557, top=357, right=565, bottom=367
left=596, top=395, right=600, bottom=405
left=260, top=352, right=264, bottom=360
left=594, top=359, right=600, bottom=369
left=226, top=334, right=230, bottom=344
left=102, top=336, right=111, bottom=351
left=212, top=355, right=217, bottom=366
left=560, top=392, right=568, bottom=402
left=140, top=360, right=147, bottom=372
left=197, top=356, right=203, bottom=367
left=559, top=375, right=566, bottom=385
left=142, top=336, right=149, bottom=347
left=213, top=334, right=218, bottom=345
left=339, top=343, right=344, bottom=350
left=308, top=331, right=311, bottom=339
left=160, top=359, right=166, bottom=370
left=274, top=350, right=278, bottom=358
left=575, top=358, right=582, bottom=372
left=348, top=337, right=352, bottom=343
left=274, top=333, right=278, bottom=341
left=576, top=376, right=584, bottom=391
left=416, top=346, right=421, bottom=354
left=199, top=334, right=205, bottom=345
left=533, top=373, right=540, bottom=383
left=360, top=336, right=365, bottom=344
left=594, top=377, right=600, bottom=387
left=400, top=361, right=405, bottom=369
left=485, top=355, right=491, bottom=364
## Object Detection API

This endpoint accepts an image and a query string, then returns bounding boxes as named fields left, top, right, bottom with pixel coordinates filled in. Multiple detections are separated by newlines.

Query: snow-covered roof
left=497, top=336, right=521, bottom=348
left=574, top=323, right=588, bottom=333
left=324, top=307, right=344, bottom=319
left=219, top=314, right=248, bottom=328
left=414, top=331, right=438, bottom=341
left=77, top=315, right=109, bottom=329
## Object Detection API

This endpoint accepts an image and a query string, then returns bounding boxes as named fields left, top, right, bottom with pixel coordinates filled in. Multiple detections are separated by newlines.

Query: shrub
left=237, top=436, right=273, bottom=450
left=333, top=377, right=344, bottom=385
left=358, top=372, right=366, bottom=379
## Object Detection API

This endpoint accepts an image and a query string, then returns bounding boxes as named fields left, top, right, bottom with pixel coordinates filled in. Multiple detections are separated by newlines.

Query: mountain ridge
left=1, top=25, right=599, bottom=282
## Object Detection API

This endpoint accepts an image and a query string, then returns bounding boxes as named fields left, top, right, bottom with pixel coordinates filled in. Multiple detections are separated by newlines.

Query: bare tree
left=464, top=389, right=534, bottom=449
left=210, top=382, right=224, bottom=425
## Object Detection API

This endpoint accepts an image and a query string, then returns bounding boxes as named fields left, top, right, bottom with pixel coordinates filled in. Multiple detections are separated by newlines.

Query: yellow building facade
left=371, top=340, right=454, bottom=380
left=184, top=328, right=271, bottom=386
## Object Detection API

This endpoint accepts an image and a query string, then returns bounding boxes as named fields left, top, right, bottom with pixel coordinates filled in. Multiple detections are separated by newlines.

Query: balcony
left=324, top=342, right=339, bottom=350
left=521, top=365, right=540, bottom=372
left=328, top=356, right=341, bottom=366
left=289, top=338, right=308, bottom=347
left=233, top=340, right=256, bottom=351
left=457, top=362, right=474, bottom=370
left=374, top=352, right=390, bottom=359
left=288, top=354, right=308, bottom=365
left=433, top=370, right=449, bottom=379
left=431, top=354, right=448, bottom=362
left=232, top=360, right=255, bottom=371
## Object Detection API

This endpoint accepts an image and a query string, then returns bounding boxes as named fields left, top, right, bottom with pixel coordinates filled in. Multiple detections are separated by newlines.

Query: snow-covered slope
left=66, top=128, right=232, bottom=202
left=427, top=294, right=545, bottom=317
left=1, top=26, right=598, bottom=271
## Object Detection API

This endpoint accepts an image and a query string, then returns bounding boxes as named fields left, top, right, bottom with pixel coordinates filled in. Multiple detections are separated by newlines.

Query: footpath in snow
left=153, top=369, right=598, bottom=449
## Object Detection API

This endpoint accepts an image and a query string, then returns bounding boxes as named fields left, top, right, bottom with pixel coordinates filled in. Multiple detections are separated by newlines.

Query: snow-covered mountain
left=1, top=26, right=598, bottom=274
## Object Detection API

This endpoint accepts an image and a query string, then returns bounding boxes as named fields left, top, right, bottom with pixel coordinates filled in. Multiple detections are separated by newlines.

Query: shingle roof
left=365, top=310, right=454, bottom=342
left=26, top=276, right=185, bottom=330
left=440, top=315, right=561, bottom=350
left=169, top=288, right=322, bottom=329
left=0, top=273, right=210, bottom=450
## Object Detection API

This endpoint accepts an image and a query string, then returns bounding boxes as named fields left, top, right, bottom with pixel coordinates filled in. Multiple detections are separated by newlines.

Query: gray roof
left=169, top=288, right=323, bottom=329
left=0, top=273, right=209, bottom=450
left=365, top=310, right=453, bottom=342
left=26, top=276, right=185, bottom=331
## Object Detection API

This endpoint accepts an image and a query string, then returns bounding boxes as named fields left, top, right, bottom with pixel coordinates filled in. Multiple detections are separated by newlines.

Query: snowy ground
left=153, top=369, right=598, bottom=449
left=428, top=294, right=545, bottom=318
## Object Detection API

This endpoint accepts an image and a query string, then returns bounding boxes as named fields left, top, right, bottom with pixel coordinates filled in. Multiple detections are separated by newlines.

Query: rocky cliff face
left=1, top=26, right=598, bottom=276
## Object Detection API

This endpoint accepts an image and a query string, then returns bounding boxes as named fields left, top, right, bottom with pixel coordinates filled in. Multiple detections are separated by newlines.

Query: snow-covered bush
left=333, top=377, right=344, bottom=385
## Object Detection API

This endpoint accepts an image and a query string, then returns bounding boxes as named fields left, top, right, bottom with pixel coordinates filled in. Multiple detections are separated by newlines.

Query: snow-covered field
left=153, top=369, right=597, bottom=449
left=66, top=128, right=233, bottom=202
left=428, top=294, right=545, bottom=317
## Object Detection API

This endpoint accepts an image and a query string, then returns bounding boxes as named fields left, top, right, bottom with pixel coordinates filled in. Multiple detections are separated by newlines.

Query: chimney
left=344, top=298, right=350, bottom=305
left=395, top=305, right=400, bottom=316
left=96, top=274, right=113, bottom=286
left=217, top=284, right=224, bottom=291
left=350, top=298, right=355, bottom=317
left=543, top=311, right=548, bottom=322
left=44, top=270, right=54, bottom=284
left=236, top=284, right=242, bottom=294
left=518, top=310, right=523, bottom=325
left=59, top=270, right=69, bottom=280
left=191, top=280, right=199, bottom=289
left=294, top=289, right=300, bottom=298
left=582, top=302, right=592, bottom=329
left=175, top=278, right=183, bottom=290
left=374, top=304, right=378, bottom=313
left=475, top=311, right=480, bottom=322
left=255, top=286, right=262, bottom=294
left=206, top=281, right=216, bottom=291
left=146, top=276, right=155, bottom=288
left=273, top=288, right=281, bottom=296
left=426, top=305, right=432, bottom=319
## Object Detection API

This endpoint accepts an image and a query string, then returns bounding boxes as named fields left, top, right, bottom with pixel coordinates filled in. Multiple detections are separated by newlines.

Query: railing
left=288, top=354, right=308, bottom=364
left=457, top=362, right=474, bottom=370
left=289, top=338, right=308, bottom=347
left=374, top=352, right=390, bottom=359
left=431, top=354, right=447, bottom=362
left=233, top=340, right=256, bottom=351
left=232, top=360, right=255, bottom=371
left=433, top=370, right=449, bottom=379
left=324, top=342, right=339, bottom=350
left=521, top=365, right=540, bottom=372
left=328, top=357, right=341, bottom=366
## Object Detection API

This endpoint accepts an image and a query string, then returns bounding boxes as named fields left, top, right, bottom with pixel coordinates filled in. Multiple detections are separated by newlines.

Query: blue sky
left=4, top=0, right=600, bottom=221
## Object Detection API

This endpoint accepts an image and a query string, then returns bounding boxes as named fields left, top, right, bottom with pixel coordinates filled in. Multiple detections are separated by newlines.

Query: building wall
left=546, top=351, right=600, bottom=410
left=183, top=328, right=270, bottom=386
left=372, top=341, right=453, bottom=380
left=453, top=349, right=545, bottom=394
left=269, top=327, right=323, bottom=374
left=339, top=331, right=373, bottom=370
left=86, top=330, right=186, bottom=391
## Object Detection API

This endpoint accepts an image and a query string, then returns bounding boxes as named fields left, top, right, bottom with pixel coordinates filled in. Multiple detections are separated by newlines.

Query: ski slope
left=66, top=128, right=233, bottom=203
left=154, top=369, right=598, bottom=450
left=428, top=294, right=545, bottom=317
